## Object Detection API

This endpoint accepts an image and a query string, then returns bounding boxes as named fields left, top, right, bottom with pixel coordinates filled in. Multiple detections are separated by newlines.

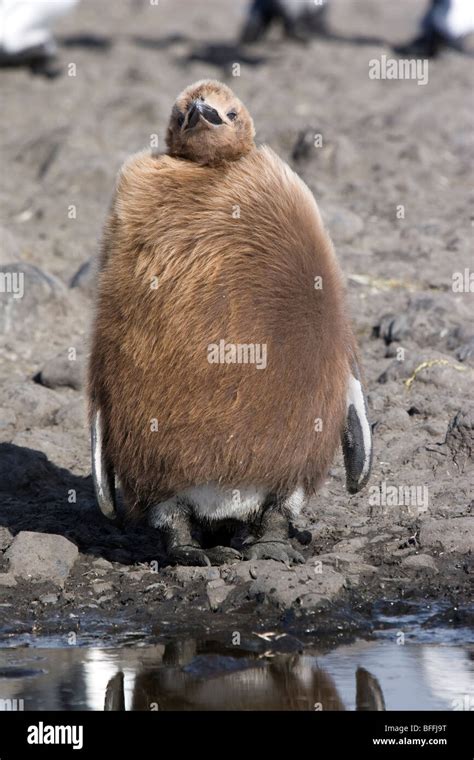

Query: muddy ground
left=0, top=0, right=473, bottom=647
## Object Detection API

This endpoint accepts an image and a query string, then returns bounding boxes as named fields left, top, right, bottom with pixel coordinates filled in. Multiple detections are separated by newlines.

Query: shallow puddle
left=1, top=634, right=473, bottom=711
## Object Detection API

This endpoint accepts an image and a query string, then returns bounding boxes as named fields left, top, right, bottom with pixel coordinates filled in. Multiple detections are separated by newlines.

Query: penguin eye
left=227, top=111, right=237, bottom=121
left=177, top=113, right=184, bottom=127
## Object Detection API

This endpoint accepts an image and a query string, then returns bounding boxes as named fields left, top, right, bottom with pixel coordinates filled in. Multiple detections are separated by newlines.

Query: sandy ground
left=0, top=0, right=473, bottom=644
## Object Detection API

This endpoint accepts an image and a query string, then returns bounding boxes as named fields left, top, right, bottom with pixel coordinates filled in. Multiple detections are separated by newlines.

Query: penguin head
left=166, top=80, right=255, bottom=166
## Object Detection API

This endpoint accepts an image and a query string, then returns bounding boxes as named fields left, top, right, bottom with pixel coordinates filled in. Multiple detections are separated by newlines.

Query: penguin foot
left=243, top=540, right=305, bottom=565
left=167, top=545, right=211, bottom=567
left=205, top=546, right=242, bottom=565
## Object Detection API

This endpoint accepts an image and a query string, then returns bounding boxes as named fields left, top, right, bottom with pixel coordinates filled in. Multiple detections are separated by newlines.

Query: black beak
left=185, top=99, right=223, bottom=129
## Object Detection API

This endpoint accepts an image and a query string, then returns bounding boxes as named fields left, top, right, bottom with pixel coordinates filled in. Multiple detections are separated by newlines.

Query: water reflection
left=100, top=644, right=385, bottom=711
left=0, top=639, right=472, bottom=711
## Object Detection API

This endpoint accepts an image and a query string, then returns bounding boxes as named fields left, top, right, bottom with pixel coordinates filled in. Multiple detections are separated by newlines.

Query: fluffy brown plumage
left=89, top=80, right=359, bottom=527
left=166, top=79, right=255, bottom=165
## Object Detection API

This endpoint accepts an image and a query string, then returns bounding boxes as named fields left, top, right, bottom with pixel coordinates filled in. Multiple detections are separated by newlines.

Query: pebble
left=419, top=517, right=473, bottom=554
left=0, top=573, right=17, bottom=587
left=35, top=353, right=84, bottom=391
left=5, top=531, right=78, bottom=585
left=39, top=593, right=59, bottom=605
left=206, top=580, right=232, bottom=611
left=92, top=581, right=114, bottom=595
left=401, top=554, right=438, bottom=572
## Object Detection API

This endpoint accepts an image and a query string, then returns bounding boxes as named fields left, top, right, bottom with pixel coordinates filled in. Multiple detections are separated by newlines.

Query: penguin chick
left=166, top=79, right=255, bottom=166
left=89, top=79, right=372, bottom=567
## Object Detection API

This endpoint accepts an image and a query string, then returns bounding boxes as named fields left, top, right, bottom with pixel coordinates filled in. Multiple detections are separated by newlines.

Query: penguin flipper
left=341, top=367, right=373, bottom=494
left=104, top=672, right=125, bottom=711
left=356, top=667, right=386, bottom=711
left=91, top=406, right=117, bottom=519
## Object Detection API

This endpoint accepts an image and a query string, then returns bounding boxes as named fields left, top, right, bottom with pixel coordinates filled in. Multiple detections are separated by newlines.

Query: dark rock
left=456, top=337, right=474, bottom=363
left=0, top=527, right=14, bottom=551
left=374, top=313, right=410, bottom=344
left=292, top=128, right=320, bottom=162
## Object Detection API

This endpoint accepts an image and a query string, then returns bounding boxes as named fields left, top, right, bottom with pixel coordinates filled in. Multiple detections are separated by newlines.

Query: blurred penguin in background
left=241, top=0, right=474, bottom=57
left=241, top=0, right=328, bottom=43
left=396, top=0, right=474, bottom=57
left=0, top=0, right=79, bottom=74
